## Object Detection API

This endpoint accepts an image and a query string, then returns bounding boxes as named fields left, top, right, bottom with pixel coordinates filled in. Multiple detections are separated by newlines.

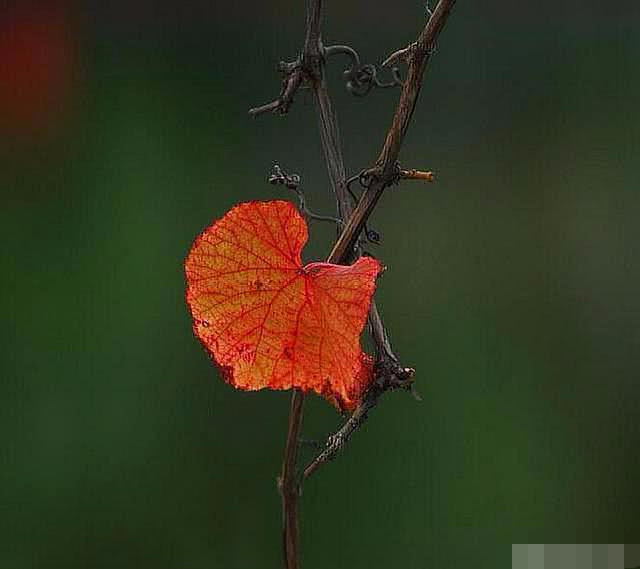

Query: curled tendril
left=344, top=171, right=383, bottom=246
left=268, top=164, right=381, bottom=247
left=363, top=226, right=381, bottom=245
left=268, top=164, right=342, bottom=226
left=323, top=44, right=403, bottom=97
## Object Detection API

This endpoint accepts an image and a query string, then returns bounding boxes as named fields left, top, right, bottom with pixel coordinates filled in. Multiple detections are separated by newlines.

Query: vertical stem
left=278, top=4, right=323, bottom=567
left=280, top=389, right=305, bottom=569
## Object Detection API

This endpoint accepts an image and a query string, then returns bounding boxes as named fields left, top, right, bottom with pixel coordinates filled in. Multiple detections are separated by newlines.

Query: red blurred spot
left=0, top=3, right=73, bottom=135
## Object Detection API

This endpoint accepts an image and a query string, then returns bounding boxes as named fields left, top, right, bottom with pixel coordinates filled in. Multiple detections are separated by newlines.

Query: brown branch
left=248, top=0, right=456, bottom=566
left=278, top=390, right=304, bottom=569
left=325, top=0, right=456, bottom=264
left=303, top=0, right=457, bottom=478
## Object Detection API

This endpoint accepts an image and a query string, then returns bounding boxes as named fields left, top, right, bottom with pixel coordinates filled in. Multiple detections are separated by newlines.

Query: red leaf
left=185, top=200, right=382, bottom=411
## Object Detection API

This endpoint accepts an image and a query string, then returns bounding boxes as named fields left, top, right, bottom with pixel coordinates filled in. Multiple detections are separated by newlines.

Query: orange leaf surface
left=184, top=200, right=382, bottom=411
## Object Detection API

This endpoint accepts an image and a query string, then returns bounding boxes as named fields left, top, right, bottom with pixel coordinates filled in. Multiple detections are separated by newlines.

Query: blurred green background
left=2, top=1, right=639, bottom=567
